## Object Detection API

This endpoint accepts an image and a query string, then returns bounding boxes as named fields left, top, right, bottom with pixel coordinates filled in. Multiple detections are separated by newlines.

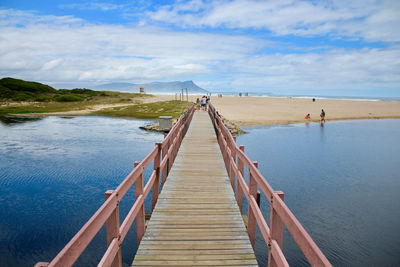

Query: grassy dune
left=0, top=78, right=192, bottom=119
left=0, top=92, right=153, bottom=115
left=94, top=100, right=192, bottom=119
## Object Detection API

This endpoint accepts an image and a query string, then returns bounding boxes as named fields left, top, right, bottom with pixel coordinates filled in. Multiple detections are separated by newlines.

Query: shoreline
left=231, top=115, right=400, bottom=127
left=207, top=96, right=400, bottom=127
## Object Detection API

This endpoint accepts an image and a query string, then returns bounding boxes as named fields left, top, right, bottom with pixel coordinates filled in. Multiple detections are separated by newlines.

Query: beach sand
left=212, top=97, right=400, bottom=126
left=149, top=95, right=400, bottom=126
left=204, top=96, right=400, bottom=126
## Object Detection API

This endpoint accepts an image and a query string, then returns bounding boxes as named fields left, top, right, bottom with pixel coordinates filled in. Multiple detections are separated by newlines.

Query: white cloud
left=41, top=58, right=63, bottom=71
left=222, top=47, right=400, bottom=91
left=0, top=8, right=399, bottom=94
left=0, top=9, right=261, bottom=86
left=0, top=9, right=83, bottom=26
left=147, top=0, right=400, bottom=42
left=59, top=2, right=125, bottom=11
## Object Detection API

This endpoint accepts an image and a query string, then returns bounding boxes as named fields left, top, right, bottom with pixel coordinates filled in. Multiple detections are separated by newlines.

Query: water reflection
left=0, top=116, right=43, bottom=126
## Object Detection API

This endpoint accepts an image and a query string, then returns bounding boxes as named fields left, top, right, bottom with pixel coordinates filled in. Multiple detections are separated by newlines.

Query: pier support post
left=134, top=161, right=145, bottom=245
left=248, top=161, right=258, bottom=248
left=268, top=191, right=285, bottom=267
left=237, top=145, right=245, bottom=213
left=105, top=190, right=122, bottom=267
left=229, top=136, right=237, bottom=191
left=152, top=143, right=162, bottom=211
left=161, top=134, right=168, bottom=189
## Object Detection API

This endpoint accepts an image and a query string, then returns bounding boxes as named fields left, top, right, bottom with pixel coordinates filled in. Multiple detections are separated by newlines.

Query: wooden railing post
left=134, top=161, right=145, bottom=244
left=268, top=191, right=285, bottom=267
left=237, top=145, right=245, bottom=213
left=168, top=134, right=174, bottom=171
left=230, top=137, right=237, bottom=191
left=161, top=134, right=168, bottom=188
left=105, top=190, right=122, bottom=267
left=248, top=161, right=258, bottom=248
left=224, top=137, right=230, bottom=172
left=152, top=143, right=162, bottom=211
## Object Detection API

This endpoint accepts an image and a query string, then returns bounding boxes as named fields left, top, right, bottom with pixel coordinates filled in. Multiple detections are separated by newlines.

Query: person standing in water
left=320, top=109, right=326, bottom=123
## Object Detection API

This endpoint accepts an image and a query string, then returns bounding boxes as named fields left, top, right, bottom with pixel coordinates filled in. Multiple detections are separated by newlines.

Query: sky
left=0, top=0, right=399, bottom=96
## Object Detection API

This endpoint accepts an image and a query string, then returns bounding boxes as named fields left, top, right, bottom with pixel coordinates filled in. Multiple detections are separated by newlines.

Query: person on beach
left=320, top=109, right=326, bottom=123
left=305, top=114, right=311, bottom=120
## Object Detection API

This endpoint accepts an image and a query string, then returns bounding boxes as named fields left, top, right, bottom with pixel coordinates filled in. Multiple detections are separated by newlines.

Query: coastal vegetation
left=0, top=77, right=154, bottom=115
left=94, top=100, right=192, bottom=119
left=0, top=77, right=112, bottom=102
left=0, top=78, right=195, bottom=128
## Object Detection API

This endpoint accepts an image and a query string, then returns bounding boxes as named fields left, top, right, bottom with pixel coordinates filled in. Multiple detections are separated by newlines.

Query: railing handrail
left=208, top=103, right=332, bottom=267
left=35, top=104, right=195, bottom=267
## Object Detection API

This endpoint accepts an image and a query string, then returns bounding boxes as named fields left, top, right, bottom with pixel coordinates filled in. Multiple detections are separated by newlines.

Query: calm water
left=237, top=119, right=400, bottom=266
left=0, top=116, right=162, bottom=266
left=1, top=117, right=400, bottom=266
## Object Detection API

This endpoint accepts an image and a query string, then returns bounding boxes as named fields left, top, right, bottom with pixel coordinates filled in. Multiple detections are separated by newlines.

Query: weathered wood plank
left=142, top=228, right=247, bottom=233
left=149, top=214, right=243, bottom=220
left=132, top=259, right=258, bottom=266
left=133, top=254, right=256, bottom=261
left=136, top=248, right=255, bottom=255
left=142, top=235, right=250, bottom=241
left=136, top=245, right=252, bottom=250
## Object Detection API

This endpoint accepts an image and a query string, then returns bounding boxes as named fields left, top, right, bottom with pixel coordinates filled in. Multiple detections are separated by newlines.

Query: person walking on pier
left=196, top=98, right=200, bottom=110
left=201, top=96, right=207, bottom=111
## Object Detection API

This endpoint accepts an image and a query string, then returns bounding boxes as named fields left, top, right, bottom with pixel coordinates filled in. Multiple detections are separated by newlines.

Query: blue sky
left=0, top=0, right=399, bottom=96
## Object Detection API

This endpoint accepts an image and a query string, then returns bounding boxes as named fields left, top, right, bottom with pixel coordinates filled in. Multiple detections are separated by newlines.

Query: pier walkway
left=35, top=104, right=331, bottom=267
left=132, top=111, right=257, bottom=266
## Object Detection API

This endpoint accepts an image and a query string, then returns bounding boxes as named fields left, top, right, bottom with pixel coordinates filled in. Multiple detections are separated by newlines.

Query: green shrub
left=34, top=96, right=51, bottom=102
left=11, top=92, right=35, bottom=101
left=53, top=94, right=86, bottom=102
left=57, top=89, right=71, bottom=95
left=0, top=77, right=56, bottom=93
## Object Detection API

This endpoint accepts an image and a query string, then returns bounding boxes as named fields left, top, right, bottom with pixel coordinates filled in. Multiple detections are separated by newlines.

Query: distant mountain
left=93, top=81, right=208, bottom=94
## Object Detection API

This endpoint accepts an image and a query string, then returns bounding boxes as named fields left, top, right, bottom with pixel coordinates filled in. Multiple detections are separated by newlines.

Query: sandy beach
left=148, top=95, right=400, bottom=126
left=207, top=96, right=400, bottom=126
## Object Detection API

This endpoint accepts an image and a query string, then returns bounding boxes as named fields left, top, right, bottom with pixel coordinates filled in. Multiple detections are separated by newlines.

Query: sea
left=209, top=91, right=400, bottom=102
left=0, top=116, right=399, bottom=266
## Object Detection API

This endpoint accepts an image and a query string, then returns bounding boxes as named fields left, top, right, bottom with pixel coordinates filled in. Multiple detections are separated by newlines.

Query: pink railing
left=208, top=103, right=332, bottom=267
left=35, top=104, right=195, bottom=267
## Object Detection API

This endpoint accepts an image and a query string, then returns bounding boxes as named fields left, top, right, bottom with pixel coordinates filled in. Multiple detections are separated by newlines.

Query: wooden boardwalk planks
left=132, top=111, right=257, bottom=267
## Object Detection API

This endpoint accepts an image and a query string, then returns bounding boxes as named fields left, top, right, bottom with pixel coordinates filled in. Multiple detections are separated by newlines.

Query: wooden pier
left=35, top=103, right=331, bottom=267
left=132, top=111, right=257, bottom=266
